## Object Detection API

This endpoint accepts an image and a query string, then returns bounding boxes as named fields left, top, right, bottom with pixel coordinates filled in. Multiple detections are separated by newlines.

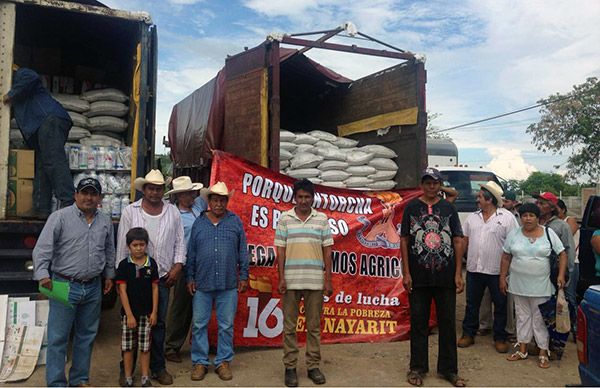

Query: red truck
left=167, top=26, right=427, bottom=189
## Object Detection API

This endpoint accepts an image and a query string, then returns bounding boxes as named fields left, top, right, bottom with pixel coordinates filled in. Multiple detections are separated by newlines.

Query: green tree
left=426, top=111, right=451, bottom=140
left=519, top=172, right=579, bottom=196
left=526, top=77, right=600, bottom=180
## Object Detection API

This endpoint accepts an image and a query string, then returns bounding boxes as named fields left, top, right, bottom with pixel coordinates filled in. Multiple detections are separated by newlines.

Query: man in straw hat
left=116, top=169, right=186, bottom=385
left=186, top=182, right=248, bottom=382
left=457, top=181, right=518, bottom=354
left=164, top=176, right=206, bottom=363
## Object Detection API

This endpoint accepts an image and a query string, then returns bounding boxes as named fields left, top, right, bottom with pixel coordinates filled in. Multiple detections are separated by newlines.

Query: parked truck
left=0, top=0, right=157, bottom=295
left=168, top=26, right=427, bottom=188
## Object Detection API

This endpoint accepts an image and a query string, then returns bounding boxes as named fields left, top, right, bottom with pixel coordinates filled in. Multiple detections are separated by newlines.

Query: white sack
left=359, top=144, right=397, bottom=158
left=295, top=144, right=316, bottom=154
left=68, top=127, right=91, bottom=141
left=367, top=180, right=397, bottom=191
left=88, top=116, right=128, bottom=133
left=368, top=170, right=397, bottom=181
left=85, top=101, right=129, bottom=117
left=68, top=111, right=89, bottom=128
left=321, top=181, right=347, bottom=189
left=368, top=158, right=399, bottom=171
left=320, top=170, right=351, bottom=182
left=346, top=151, right=374, bottom=166
left=280, top=148, right=293, bottom=161
left=314, top=140, right=337, bottom=149
left=346, top=165, right=377, bottom=176
left=290, top=153, right=323, bottom=169
left=280, top=142, right=298, bottom=152
left=286, top=168, right=321, bottom=179
left=52, top=94, right=90, bottom=113
left=280, top=130, right=296, bottom=142
left=308, top=130, right=338, bottom=142
left=280, top=160, right=290, bottom=169
left=293, top=133, right=319, bottom=145
left=318, top=160, right=349, bottom=171
left=82, top=88, right=128, bottom=103
left=316, top=147, right=346, bottom=161
left=307, top=177, right=323, bottom=184
left=345, top=176, right=373, bottom=188
left=333, top=137, right=359, bottom=148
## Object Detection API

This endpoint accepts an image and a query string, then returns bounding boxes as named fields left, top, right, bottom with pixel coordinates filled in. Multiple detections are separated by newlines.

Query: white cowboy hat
left=200, top=181, right=234, bottom=202
left=134, top=169, right=171, bottom=192
left=164, top=176, right=204, bottom=196
left=480, top=181, right=504, bottom=207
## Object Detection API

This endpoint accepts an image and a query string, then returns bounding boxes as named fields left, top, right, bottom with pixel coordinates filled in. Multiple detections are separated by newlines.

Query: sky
left=103, top=0, right=600, bottom=180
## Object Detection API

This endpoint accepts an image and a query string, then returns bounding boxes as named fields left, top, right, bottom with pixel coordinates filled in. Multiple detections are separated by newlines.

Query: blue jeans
left=191, top=288, right=238, bottom=367
left=462, top=271, right=507, bottom=341
left=150, top=280, right=170, bottom=375
left=46, top=278, right=101, bottom=387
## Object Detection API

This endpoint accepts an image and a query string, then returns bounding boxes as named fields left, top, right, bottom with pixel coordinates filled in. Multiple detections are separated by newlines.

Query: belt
left=54, top=272, right=99, bottom=284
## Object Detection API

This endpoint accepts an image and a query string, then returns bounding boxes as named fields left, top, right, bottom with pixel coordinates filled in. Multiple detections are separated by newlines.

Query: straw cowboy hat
left=164, top=176, right=203, bottom=196
left=134, top=169, right=171, bottom=192
left=480, top=181, right=504, bottom=207
left=200, top=181, right=234, bottom=202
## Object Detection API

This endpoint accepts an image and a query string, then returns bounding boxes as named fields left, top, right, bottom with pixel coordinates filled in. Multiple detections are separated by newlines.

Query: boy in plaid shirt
left=116, top=228, right=159, bottom=387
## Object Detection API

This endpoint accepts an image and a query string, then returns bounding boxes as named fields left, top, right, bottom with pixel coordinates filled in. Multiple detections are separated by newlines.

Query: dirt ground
left=6, top=290, right=581, bottom=387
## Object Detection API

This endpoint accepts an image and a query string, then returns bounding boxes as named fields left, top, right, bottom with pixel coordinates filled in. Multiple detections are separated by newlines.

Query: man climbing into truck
left=3, top=65, right=74, bottom=218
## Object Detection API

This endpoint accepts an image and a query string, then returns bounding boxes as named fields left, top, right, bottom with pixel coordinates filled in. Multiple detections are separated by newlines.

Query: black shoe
left=308, top=368, right=326, bottom=385
left=119, top=370, right=126, bottom=387
left=285, top=368, right=298, bottom=387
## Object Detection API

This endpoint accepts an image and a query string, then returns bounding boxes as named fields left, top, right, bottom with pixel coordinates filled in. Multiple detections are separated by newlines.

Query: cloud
left=485, top=147, right=537, bottom=180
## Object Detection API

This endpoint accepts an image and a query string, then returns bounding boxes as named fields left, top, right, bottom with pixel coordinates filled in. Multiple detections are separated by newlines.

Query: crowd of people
left=30, top=165, right=590, bottom=387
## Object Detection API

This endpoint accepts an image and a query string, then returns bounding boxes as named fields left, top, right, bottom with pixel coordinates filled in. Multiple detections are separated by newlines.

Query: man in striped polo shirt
left=275, top=178, right=334, bottom=387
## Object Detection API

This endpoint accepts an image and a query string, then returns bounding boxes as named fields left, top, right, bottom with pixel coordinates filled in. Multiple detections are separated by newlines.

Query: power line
left=431, top=94, right=575, bottom=134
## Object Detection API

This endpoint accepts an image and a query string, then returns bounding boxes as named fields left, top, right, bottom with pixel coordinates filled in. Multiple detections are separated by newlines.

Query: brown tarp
left=168, top=46, right=351, bottom=168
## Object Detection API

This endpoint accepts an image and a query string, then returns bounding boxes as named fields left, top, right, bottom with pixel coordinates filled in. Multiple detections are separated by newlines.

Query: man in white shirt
left=116, top=169, right=186, bottom=385
left=457, top=181, right=519, bottom=353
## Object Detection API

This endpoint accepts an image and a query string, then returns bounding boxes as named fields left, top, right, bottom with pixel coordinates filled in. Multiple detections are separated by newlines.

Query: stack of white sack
left=279, top=129, right=398, bottom=190
left=82, top=88, right=129, bottom=137
left=52, top=94, right=92, bottom=142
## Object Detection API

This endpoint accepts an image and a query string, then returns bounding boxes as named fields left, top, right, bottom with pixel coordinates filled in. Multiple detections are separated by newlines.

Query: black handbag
left=545, top=226, right=568, bottom=289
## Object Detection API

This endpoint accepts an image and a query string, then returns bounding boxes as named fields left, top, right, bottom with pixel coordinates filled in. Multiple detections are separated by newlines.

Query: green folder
left=39, top=280, right=72, bottom=308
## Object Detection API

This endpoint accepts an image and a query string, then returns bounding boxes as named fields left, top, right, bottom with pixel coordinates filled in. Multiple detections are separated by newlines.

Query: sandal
left=538, top=355, right=550, bottom=369
left=507, top=351, right=528, bottom=361
left=407, top=370, right=424, bottom=387
left=440, top=373, right=466, bottom=387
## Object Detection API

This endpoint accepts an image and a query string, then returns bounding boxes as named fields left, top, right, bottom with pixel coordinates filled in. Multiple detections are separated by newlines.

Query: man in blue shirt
left=32, top=177, right=115, bottom=387
left=3, top=66, right=74, bottom=217
left=186, top=182, right=248, bottom=382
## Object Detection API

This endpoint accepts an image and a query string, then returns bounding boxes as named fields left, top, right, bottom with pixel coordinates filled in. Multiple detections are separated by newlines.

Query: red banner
left=209, top=151, right=427, bottom=346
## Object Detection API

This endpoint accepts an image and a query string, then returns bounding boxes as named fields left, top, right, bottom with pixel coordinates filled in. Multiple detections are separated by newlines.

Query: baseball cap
left=76, top=177, right=102, bottom=194
left=532, top=191, right=558, bottom=206
left=421, top=167, right=443, bottom=182
left=503, top=191, right=517, bottom=201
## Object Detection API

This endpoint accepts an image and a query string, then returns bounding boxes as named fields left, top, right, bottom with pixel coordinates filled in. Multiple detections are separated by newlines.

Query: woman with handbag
left=499, top=203, right=568, bottom=369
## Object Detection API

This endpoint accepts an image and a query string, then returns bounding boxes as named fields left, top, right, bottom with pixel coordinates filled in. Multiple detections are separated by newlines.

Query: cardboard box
left=6, top=178, right=33, bottom=216
left=8, top=150, right=34, bottom=179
